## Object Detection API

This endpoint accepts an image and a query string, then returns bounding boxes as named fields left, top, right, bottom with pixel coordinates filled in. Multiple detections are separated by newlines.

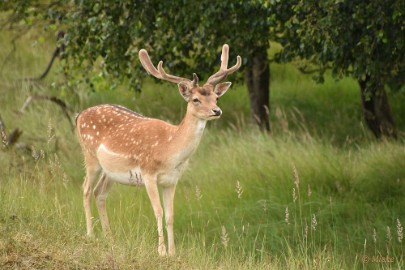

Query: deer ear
left=214, top=82, right=232, bottom=98
left=178, top=82, right=191, bottom=101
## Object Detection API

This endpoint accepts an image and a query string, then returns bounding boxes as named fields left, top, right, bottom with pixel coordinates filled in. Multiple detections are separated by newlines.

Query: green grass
left=1, top=31, right=404, bottom=269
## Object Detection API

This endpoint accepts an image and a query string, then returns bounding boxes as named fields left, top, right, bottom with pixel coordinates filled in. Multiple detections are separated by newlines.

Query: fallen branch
left=20, top=95, right=74, bottom=130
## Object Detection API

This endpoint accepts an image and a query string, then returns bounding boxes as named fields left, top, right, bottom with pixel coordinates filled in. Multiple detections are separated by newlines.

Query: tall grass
left=1, top=31, right=404, bottom=269
left=1, top=124, right=404, bottom=269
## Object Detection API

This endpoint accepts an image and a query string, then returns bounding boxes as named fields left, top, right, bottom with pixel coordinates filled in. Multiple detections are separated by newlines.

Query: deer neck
left=169, top=111, right=207, bottom=162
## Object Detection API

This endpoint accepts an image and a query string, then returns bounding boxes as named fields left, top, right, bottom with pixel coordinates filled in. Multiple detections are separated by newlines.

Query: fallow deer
left=76, top=44, right=241, bottom=256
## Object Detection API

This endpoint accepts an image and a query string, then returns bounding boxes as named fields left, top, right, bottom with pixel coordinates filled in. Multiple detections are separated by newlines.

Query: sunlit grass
left=1, top=124, right=404, bottom=269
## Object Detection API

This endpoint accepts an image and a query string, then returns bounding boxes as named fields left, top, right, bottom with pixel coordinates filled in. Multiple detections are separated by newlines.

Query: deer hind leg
left=162, top=185, right=177, bottom=256
left=144, top=175, right=167, bottom=256
left=93, top=173, right=113, bottom=236
left=82, top=155, right=101, bottom=236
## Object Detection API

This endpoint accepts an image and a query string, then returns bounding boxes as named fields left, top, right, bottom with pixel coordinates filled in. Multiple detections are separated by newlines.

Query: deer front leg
left=82, top=158, right=101, bottom=237
left=144, top=176, right=167, bottom=256
left=162, top=186, right=176, bottom=256
left=93, top=173, right=113, bottom=236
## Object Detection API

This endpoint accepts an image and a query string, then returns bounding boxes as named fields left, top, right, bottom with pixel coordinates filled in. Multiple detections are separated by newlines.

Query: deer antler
left=206, top=44, right=242, bottom=85
left=139, top=49, right=198, bottom=86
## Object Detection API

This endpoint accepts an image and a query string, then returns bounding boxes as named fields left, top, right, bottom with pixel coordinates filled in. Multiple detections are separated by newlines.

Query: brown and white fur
left=76, top=44, right=241, bottom=256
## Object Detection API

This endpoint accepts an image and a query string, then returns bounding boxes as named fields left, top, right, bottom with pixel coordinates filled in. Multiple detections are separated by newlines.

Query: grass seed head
left=31, top=146, right=39, bottom=160
left=308, top=184, right=312, bottom=197
left=292, top=187, right=297, bottom=203
left=1, top=129, right=7, bottom=147
left=292, top=163, right=300, bottom=189
left=397, top=218, right=403, bottom=243
left=312, top=214, right=318, bottom=231
left=195, top=185, right=202, bottom=201
left=221, top=226, right=229, bottom=248
left=235, top=180, right=243, bottom=199
left=285, top=207, right=290, bottom=225
left=386, top=226, right=392, bottom=244
left=47, top=119, right=55, bottom=144
left=373, top=228, right=377, bottom=244
left=305, top=221, right=308, bottom=240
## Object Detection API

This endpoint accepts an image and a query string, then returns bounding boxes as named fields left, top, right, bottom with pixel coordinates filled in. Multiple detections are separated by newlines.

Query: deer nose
left=212, top=108, right=222, bottom=116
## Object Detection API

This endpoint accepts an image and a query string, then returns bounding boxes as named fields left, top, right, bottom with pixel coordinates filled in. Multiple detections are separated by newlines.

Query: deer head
left=138, top=44, right=242, bottom=120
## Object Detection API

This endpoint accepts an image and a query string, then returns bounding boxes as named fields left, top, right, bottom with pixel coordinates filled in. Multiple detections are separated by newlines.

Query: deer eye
left=192, top=98, right=200, bottom=104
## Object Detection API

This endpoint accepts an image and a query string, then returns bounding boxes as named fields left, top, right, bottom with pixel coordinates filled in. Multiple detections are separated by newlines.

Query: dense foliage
left=272, top=0, right=405, bottom=87
left=270, top=0, right=405, bottom=137
left=1, top=0, right=273, bottom=130
left=1, top=0, right=404, bottom=136
left=1, top=0, right=270, bottom=87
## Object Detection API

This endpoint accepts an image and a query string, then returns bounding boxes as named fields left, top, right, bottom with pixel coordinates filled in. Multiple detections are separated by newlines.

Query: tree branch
left=24, top=31, right=66, bottom=81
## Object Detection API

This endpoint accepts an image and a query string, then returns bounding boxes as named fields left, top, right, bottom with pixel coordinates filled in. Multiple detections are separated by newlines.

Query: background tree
left=1, top=0, right=273, bottom=131
left=4, top=1, right=403, bottom=137
left=270, top=0, right=405, bottom=138
left=162, top=0, right=273, bottom=131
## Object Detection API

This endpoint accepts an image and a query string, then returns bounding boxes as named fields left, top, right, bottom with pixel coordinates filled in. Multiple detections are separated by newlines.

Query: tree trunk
left=245, top=46, right=270, bottom=131
left=358, top=77, right=397, bottom=139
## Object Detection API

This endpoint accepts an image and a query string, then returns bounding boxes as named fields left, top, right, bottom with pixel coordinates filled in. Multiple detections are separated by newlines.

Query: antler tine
left=139, top=49, right=161, bottom=78
left=191, top=73, right=199, bottom=86
left=206, top=44, right=242, bottom=85
left=220, top=44, right=229, bottom=70
left=139, top=49, right=191, bottom=84
left=157, top=61, right=192, bottom=84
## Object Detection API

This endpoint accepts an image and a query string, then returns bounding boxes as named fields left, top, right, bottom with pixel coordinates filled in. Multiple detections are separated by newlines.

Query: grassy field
left=0, top=32, right=404, bottom=269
